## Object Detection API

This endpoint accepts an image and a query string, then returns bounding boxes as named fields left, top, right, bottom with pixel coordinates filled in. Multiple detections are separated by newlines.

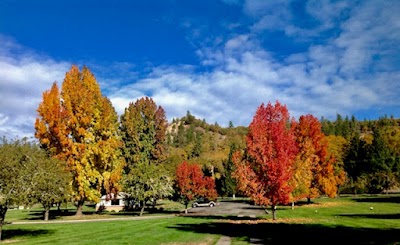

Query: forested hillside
left=321, top=114, right=400, bottom=194
left=165, top=112, right=400, bottom=196
left=164, top=111, right=247, bottom=196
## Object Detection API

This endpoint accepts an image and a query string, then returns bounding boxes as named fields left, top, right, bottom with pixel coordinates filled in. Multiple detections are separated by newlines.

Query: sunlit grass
left=4, top=217, right=220, bottom=245
left=2, top=194, right=400, bottom=244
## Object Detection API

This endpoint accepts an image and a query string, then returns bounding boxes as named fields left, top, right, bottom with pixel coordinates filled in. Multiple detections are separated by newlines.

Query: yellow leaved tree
left=35, top=65, right=124, bottom=216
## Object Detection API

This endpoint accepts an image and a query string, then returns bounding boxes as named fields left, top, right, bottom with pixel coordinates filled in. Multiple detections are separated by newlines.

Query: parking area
left=187, top=199, right=267, bottom=217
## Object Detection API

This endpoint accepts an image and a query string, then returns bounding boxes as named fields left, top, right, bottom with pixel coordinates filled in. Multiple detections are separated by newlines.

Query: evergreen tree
left=191, top=133, right=203, bottom=158
left=335, top=114, right=344, bottom=137
left=223, top=142, right=238, bottom=197
left=175, top=122, right=186, bottom=147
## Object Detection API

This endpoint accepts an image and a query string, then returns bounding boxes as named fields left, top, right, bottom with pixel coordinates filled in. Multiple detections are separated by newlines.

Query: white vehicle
left=192, top=197, right=217, bottom=207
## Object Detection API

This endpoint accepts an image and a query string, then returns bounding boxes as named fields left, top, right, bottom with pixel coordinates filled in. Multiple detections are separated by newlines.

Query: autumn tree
left=325, top=135, right=348, bottom=195
left=120, top=97, right=171, bottom=215
left=292, top=115, right=342, bottom=204
left=290, top=118, right=315, bottom=204
left=175, top=161, right=217, bottom=214
left=233, top=101, right=298, bottom=220
left=35, top=65, right=124, bottom=216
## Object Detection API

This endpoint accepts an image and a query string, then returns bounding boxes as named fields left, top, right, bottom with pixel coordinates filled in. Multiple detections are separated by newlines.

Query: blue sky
left=1, top=0, right=400, bottom=139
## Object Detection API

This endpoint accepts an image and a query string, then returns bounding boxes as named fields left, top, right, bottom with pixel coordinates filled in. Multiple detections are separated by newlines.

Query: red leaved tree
left=233, top=101, right=298, bottom=220
left=175, top=161, right=217, bottom=214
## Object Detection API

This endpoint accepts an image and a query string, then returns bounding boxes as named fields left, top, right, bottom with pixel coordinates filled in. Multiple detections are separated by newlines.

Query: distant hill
left=163, top=111, right=247, bottom=180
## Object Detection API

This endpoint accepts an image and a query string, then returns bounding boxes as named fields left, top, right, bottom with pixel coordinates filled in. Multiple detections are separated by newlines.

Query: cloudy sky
left=1, top=0, right=399, bottom=140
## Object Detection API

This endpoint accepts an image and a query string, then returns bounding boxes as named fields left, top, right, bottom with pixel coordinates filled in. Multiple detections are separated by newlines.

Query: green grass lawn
left=3, top=217, right=220, bottom=245
left=2, top=195, right=400, bottom=244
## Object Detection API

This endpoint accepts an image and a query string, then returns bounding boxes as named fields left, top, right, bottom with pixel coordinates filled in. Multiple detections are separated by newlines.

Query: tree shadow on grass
left=24, top=210, right=99, bottom=220
left=352, top=195, right=400, bottom=204
left=21, top=206, right=180, bottom=221
left=177, top=214, right=261, bottom=221
left=169, top=218, right=400, bottom=244
left=2, top=228, right=53, bottom=241
left=339, top=213, right=400, bottom=219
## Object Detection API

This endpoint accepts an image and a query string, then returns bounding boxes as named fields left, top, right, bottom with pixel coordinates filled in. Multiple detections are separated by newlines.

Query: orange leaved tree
left=292, top=114, right=341, bottom=204
left=35, top=65, right=124, bottom=216
left=175, top=161, right=217, bottom=214
left=233, top=101, right=298, bottom=220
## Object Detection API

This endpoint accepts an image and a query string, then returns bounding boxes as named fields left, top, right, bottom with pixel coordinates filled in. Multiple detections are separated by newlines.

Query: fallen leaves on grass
left=162, top=236, right=215, bottom=245
left=302, top=202, right=343, bottom=208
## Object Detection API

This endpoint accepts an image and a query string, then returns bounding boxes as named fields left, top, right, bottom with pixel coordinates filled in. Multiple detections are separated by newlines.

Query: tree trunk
left=139, top=202, right=145, bottom=216
left=272, top=205, right=277, bottom=220
left=307, top=197, right=311, bottom=204
left=184, top=202, right=188, bottom=214
left=57, top=202, right=61, bottom=213
left=0, top=206, right=8, bottom=241
left=291, top=202, right=295, bottom=210
left=75, top=200, right=84, bottom=216
left=44, top=207, right=50, bottom=221
left=232, top=194, right=236, bottom=199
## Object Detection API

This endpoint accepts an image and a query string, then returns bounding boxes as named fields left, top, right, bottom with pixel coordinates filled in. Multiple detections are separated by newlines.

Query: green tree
left=366, top=126, right=400, bottom=193
left=175, top=122, right=186, bottom=147
left=186, top=124, right=195, bottom=144
left=222, top=143, right=238, bottom=198
left=344, top=131, right=368, bottom=193
left=0, top=138, right=33, bottom=240
left=191, top=133, right=203, bottom=158
left=31, top=150, right=71, bottom=221
left=0, top=138, right=71, bottom=239
left=185, top=111, right=195, bottom=124
left=120, top=97, right=167, bottom=167
left=335, top=114, right=344, bottom=137
left=123, top=163, right=173, bottom=216
left=120, top=97, right=170, bottom=215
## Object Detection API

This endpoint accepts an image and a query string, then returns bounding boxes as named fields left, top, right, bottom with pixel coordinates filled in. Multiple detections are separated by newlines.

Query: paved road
left=187, top=199, right=267, bottom=217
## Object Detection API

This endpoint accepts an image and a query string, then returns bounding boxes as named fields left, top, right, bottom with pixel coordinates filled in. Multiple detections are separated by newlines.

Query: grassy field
left=2, top=194, right=400, bottom=244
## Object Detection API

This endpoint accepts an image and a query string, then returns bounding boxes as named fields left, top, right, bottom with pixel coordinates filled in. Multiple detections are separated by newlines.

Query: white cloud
left=1, top=0, right=399, bottom=140
left=305, top=0, right=350, bottom=30
left=0, top=35, right=70, bottom=140
left=108, top=0, right=400, bottom=125
left=244, top=0, right=289, bottom=18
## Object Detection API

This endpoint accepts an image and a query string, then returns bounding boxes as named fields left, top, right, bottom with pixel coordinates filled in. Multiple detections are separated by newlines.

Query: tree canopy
left=120, top=97, right=172, bottom=215
left=35, top=65, right=124, bottom=215
left=233, top=101, right=298, bottom=220
left=0, top=138, right=70, bottom=240
left=175, top=161, right=217, bottom=214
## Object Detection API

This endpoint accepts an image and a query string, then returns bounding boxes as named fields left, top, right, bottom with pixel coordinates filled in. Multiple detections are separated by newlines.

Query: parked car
left=192, top=197, right=217, bottom=207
